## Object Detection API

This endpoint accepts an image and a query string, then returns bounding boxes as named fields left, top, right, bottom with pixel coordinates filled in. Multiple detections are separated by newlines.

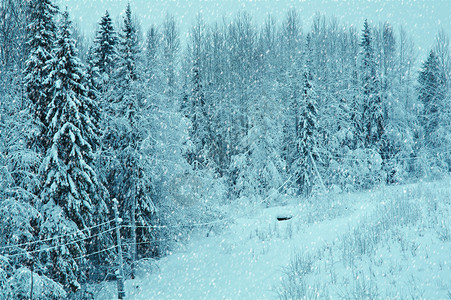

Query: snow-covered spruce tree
left=24, top=0, right=58, bottom=151
left=293, top=66, right=320, bottom=197
left=380, top=22, right=396, bottom=100
left=188, top=59, right=212, bottom=168
left=92, top=10, right=118, bottom=92
left=417, top=49, right=449, bottom=173
left=103, top=2, right=142, bottom=182
left=333, top=24, right=359, bottom=152
left=114, top=4, right=140, bottom=93
left=281, top=63, right=301, bottom=177
left=280, top=24, right=304, bottom=178
left=84, top=46, right=100, bottom=121
left=161, top=14, right=180, bottom=97
left=359, top=19, right=385, bottom=150
left=105, top=4, right=157, bottom=273
left=432, top=30, right=451, bottom=172
left=185, top=18, right=214, bottom=170
left=280, top=34, right=302, bottom=179
left=144, top=24, right=161, bottom=84
left=377, top=23, right=398, bottom=182
left=347, top=26, right=364, bottom=151
left=418, top=51, right=445, bottom=141
left=82, top=46, right=116, bottom=281
left=38, top=11, right=108, bottom=291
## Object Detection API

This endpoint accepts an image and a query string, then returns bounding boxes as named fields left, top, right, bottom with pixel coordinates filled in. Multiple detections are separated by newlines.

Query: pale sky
left=57, top=0, right=450, bottom=61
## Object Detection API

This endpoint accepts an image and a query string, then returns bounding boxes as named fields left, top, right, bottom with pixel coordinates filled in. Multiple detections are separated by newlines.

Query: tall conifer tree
left=360, top=19, right=384, bottom=149
left=418, top=50, right=445, bottom=138
left=92, top=10, right=118, bottom=91
left=106, top=4, right=157, bottom=274
left=38, top=11, right=106, bottom=291
left=24, top=0, right=58, bottom=151
left=295, top=66, right=319, bottom=196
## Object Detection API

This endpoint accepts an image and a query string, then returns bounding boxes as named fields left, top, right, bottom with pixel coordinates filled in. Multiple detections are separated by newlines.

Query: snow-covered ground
left=95, top=179, right=450, bottom=299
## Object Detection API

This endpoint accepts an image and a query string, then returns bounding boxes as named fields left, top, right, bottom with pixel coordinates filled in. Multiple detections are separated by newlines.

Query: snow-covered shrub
left=155, top=167, right=227, bottom=252
left=0, top=262, right=11, bottom=300
left=5, top=149, right=41, bottom=192
left=328, top=148, right=384, bottom=191
left=413, top=148, right=450, bottom=180
left=0, top=197, right=41, bottom=258
left=0, top=106, right=41, bottom=195
left=0, top=192, right=41, bottom=280
left=171, top=169, right=227, bottom=210
left=381, top=123, right=415, bottom=184
left=8, top=267, right=66, bottom=300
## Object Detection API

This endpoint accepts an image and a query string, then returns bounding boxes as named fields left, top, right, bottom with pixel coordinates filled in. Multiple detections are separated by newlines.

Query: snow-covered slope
left=95, top=180, right=450, bottom=299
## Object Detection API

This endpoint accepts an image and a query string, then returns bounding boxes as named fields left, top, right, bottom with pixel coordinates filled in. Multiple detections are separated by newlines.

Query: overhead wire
left=73, top=245, right=119, bottom=261
left=4, top=227, right=119, bottom=258
left=0, top=219, right=114, bottom=251
left=122, top=239, right=170, bottom=248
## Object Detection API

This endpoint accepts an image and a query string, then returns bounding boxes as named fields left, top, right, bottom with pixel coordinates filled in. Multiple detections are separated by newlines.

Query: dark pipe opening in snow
left=277, top=216, right=292, bottom=221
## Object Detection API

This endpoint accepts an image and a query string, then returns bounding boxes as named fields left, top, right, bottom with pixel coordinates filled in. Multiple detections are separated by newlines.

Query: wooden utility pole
left=30, top=259, right=33, bottom=300
left=29, top=241, right=36, bottom=300
left=113, top=198, right=125, bottom=299
left=130, top=182, right=137, bottom=279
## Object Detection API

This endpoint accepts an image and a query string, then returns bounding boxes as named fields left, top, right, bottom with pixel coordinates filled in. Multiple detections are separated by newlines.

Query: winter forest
left=0, top=0, right=450, bottom=298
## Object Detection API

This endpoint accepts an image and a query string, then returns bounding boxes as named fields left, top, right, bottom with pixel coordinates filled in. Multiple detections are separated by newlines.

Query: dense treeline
left=0, top=0, right=449, bottom=297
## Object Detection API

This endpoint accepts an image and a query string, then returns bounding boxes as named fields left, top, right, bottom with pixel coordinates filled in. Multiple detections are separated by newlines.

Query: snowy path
left=116, top=195, right=377, bottom=300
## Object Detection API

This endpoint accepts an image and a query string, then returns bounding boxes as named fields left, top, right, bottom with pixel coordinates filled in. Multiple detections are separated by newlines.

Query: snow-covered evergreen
left=418, top=51, right=445, bottom=142
left=24, top=0, right=58, bottom=151
left=38, top=10, right=107, bottom=291
left=417, top=49, right=450, bottom=174
left=293, top=66, right=320, bottom=196
left=104, top=4, right=157, bottom=267
left=185, top=18, right=214, bottom=170
left=91, top=11, right=118, bottom=91
left=359, top=19, right=385, bottom=150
